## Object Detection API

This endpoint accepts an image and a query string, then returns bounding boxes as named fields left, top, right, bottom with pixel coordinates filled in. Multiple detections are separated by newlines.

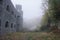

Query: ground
left=0, top=32, right=60, bottom=40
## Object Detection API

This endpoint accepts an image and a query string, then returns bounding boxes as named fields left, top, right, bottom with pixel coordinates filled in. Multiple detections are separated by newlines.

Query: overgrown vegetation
left=0, top=32, right=60, bottom=40
left=40, top=0, right=60, bottom=32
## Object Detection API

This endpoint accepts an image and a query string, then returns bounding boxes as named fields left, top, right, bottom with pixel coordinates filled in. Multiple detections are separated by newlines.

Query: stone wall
left=0, top=0, right=23, bottom=35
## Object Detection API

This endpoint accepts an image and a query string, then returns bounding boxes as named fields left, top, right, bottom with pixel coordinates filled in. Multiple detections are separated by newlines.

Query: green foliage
left=48, top=0, right=60, bottom=30
left=48, top=0, right=60, bottom=21
left=40, top=10, right=51, bottom=32
left=1, top=32, right=60, bottom=40
left=40, top=0, right=60, bottom=32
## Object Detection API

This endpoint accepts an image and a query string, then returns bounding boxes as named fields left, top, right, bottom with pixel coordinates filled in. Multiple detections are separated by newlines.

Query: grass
left=0, top=32, right=60, bottom=40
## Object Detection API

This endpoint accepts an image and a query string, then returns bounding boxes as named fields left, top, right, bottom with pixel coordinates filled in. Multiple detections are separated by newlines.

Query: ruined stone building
left=0, top=0, right=23, bottom=35
left=16, top=5, right=23, bottom=32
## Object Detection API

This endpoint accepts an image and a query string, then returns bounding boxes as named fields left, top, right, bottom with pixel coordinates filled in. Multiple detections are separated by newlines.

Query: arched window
left=0, top=0, right=2, bottom=1
left=17, top=16, right=20, bottom=18
left=11, top=23, right=13, bottom=28
left=6, top=5, right=10, bottom=11
left=5, top=21, right=9, bottom=28
left=0, top=0, right=3, bottom=4
left=0, top=19, right=1, bottom=26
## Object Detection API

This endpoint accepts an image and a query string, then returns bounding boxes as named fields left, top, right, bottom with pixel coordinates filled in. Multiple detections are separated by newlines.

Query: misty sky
left=11, top=0, right=45, bottom=30
left=11, top=0, right=44, bottom=20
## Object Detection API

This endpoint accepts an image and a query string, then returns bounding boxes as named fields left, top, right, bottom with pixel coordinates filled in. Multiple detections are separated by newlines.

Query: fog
left=11, top=0, right=45, bottom=31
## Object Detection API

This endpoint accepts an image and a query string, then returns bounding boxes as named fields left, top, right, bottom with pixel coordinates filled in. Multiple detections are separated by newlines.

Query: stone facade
left=0, top=0, right=23, bottom=35
left=16, top=5, right=23, bottom=32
